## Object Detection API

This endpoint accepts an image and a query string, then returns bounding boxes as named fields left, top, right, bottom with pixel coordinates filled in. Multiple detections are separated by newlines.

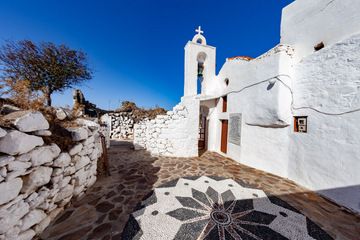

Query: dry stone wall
left=109, top=112, right=134, bottom=140
left=134, top=98, right=199, bottom=157
left=0, top=110, right=104, bottom=240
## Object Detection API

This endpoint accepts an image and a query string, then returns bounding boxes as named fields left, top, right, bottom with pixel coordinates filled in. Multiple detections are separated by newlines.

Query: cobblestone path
left=40, top=140, right=360, bottom=240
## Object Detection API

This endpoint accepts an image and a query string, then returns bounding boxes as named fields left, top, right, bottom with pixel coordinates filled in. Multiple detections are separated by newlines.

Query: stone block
left=0, top=167, right=6, bottom=178
left=75, top=156, right=91, bottom=171
left=0, top=200, right=29, bottom=234
left=0, top=131, right=44, bottom=156
left=69, top=143, right=83, bottom=156
left=21, top=167, right=52, bottom=194
left=64, top=166, right=76, bottom=176
left=0, top=156, right=15, bottom=167
left=55, top=108, right=68, bottom=120
left=53, top=153, right=71, bottom=167
left=27, top=189, right=49, bottom=209
left=7, top=161, right=31, bottom=172
left=67, top=127, right=88, bottom=141
left=54, top=184, right=74, bottom=202
left=73, top=168, right=87, bottom=186
left=0, top=178, right=23, bottom=205
left=17, top=229, right=35, bottom=240
left=0, top=127, right=6, bottom=138
left=20, top=209, right=47, bottom=231
left=5, top=169, right=27, bottom=181
left=29, top=144, right=61, bottom=166
left=2, top=111, right=49, bottom=132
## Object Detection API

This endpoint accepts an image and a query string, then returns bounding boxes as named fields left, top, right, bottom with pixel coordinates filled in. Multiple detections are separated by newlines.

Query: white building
left=134, top=0, right=360, bottom=214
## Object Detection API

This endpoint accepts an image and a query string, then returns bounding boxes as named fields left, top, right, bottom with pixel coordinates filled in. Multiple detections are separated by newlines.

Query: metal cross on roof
left=195, top=26, right=204, bottom=35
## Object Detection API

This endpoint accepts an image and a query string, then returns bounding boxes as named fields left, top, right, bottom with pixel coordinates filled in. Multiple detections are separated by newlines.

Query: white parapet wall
left=134, top=97, right=199, bottom=157
left=0, top=110, right=105, bottom=239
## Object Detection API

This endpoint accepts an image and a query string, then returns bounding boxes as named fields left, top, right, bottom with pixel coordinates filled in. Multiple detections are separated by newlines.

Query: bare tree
left=0, top=40, right=92, bottom=106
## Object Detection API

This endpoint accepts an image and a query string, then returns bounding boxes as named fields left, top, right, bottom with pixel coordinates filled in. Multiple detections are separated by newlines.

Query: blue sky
left=0, top=0, right=293, bottom=110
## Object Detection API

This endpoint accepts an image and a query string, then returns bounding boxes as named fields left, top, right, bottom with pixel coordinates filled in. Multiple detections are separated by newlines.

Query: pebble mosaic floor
left=40, top=140, right=360, bottom=240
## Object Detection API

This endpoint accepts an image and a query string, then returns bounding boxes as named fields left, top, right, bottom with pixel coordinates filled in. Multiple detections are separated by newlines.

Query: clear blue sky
left=0, top=0, right=293, bottom=110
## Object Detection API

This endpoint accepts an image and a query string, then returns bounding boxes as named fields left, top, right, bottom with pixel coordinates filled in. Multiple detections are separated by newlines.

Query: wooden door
left=221, top=120, right=228, bottom=154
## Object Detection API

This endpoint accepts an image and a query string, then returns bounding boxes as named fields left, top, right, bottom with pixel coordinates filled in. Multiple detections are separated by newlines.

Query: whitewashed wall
left=134, top=97, right=199, bottom=157
left=289, top=33, right=360, bottom=213
left=206, top=46, right=294, bottom=178
left=281, top=0, right=360, bottom=62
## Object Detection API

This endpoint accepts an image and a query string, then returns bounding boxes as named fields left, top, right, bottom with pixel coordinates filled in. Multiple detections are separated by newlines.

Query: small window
left=314, top=42, right=324, bottom=51
left=294, top=116, right=307, bottom=133
left=224, top=78, right=229, bottom=86
left=197, top=38, right=203, bottom=44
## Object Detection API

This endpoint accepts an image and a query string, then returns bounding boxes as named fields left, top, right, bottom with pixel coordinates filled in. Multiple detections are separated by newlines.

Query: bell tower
left=184, top=26, right=216, bottom=97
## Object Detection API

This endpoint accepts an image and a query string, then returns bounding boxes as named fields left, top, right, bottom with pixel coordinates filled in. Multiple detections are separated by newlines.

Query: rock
left=0, top=104, right=20, bottom=115
left=52, top=167, right=63, bottom=176
left=55, top=184, right=74, bottom=202
left=0, top=127, right=7, bottom=138
left=0, top=167, right=6, bottom=178
left=16, top=153, right=31, bottom=162
left=67, top=127, right=88, bottom=141
left=34, top=216, right=51, bottom=234
left=74, top=156, right=91, bottom=171
left=4, top=226, right=21, bottom=239
left=37, top=199, right=55, bottom=212
left=0, top=131, right=44, bottom=155
left=86, top=175, right=97, bottom=188
left=17, top=229, right=35, bottom=240
left=0, top=200, right=29, bottom=234
left=73, top=185, right=85, bottom=196
left=69, top=143, right=83, bottom=156
left=82, top=135, right=95, bottom=146
left=53, top=153, right=71, bottom=167
left=0, top=178, right=23, bottom=205
left=0, top=155, right=15, bottom=167
left=58, top=196, right=72, bottom=207
left=56, top=108, right=68, bottom=120
left=32, top=130, right=52, bottom=136
left=64, top=166, right=76, bottom=176
left=5, top=169, right=27, bottom=181
left=75, top=118, right=100, bottom=129
left=25, top=192, right=38, bottom=203
left=27, top=189, right=49, bottom=209
left=90, top=148, right=100, bottom=161
left=2, top=111, right=49, bottom=132
left=30, top=144, right=61, bottom=166
left=74, top=168, right=88, bottom=186
left=20, top=209, right=46, bottom=231
left=21, top=167, right=52, bottom=194
left=7, top=161, right=31, bottom=171
left=59, top=176, right=71, bottom=189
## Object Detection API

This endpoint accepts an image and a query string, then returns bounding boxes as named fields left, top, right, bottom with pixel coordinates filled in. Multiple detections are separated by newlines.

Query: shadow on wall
left=39, top=140, right=161, bottom=240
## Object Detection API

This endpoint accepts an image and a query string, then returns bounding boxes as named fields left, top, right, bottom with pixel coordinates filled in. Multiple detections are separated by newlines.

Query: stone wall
left=134, top=97, right=199, bottom=157
left=0, top=111, right=104, bottom=240
left=109, top=112, right=134, bottom=140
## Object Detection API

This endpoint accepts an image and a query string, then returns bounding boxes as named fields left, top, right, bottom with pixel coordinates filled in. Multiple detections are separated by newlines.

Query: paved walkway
left=40, top=140, right=360, bottom=240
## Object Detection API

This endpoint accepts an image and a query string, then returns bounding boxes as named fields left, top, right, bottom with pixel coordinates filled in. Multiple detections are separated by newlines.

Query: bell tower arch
left=184, top=26, right=216, bottom=97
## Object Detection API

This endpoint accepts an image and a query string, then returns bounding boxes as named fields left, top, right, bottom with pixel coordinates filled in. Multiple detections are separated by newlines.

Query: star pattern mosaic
left=121, top=176, right=334, bottom=240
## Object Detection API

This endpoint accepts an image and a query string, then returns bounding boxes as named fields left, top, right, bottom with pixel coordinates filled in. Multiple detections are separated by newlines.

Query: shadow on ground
left=40, top=140, right=160, bottom=240
left=40, top=140, right=360, bottom=240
